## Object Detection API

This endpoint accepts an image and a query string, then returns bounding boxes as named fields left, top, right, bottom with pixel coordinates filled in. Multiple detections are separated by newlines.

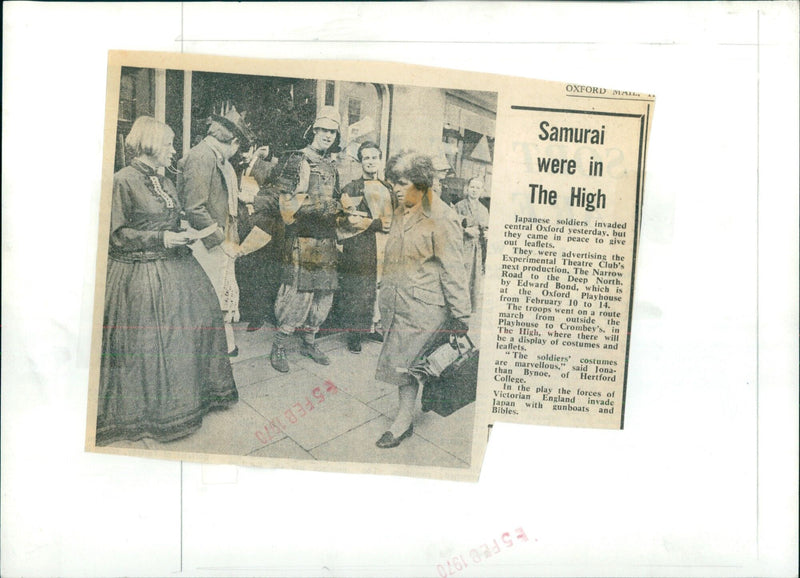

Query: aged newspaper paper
left=476, top=82, right=654, bottom=430
left=86, top=50, right=653, bottom=480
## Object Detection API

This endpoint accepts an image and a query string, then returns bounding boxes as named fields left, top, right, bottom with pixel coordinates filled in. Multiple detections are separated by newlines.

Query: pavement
left=108, top=311, right=482, bottom=471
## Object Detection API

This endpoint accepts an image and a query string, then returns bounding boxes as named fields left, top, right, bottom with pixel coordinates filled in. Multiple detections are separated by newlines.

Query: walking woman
left=374, top=152, right=471, bottom=448
left=96, top=116, right=238, bottom=446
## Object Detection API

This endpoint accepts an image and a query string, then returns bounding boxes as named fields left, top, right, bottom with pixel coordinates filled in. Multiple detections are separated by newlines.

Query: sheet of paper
left=2, top=3, right=797, bottom=577
left=186, top=223, right=220, bottom=240
left=83, top=50, right=655, bottom=483
left=237, top=226, right=272, bottom=256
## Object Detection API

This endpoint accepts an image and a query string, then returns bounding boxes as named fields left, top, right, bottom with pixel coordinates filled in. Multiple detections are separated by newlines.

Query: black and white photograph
left=88, top=54, right=497, bottom=479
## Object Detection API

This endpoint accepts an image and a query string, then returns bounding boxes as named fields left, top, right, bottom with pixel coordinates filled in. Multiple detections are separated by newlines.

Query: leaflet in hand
left=238, top=226, right=272, bottom=256
left=185, top=223, right=220, bottom=240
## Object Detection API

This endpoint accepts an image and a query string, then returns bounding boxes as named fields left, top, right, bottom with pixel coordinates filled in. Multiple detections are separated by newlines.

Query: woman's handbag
left=418, top=330, right=480, bottom=418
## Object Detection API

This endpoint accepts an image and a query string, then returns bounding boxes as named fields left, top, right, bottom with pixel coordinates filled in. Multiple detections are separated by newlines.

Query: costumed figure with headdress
left=178, top=102, right=256, bottom=356
left=269, top=106, right=343, bottom=373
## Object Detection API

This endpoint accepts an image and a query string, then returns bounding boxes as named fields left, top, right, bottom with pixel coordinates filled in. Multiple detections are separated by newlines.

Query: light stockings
left=224, top=322, right=235, bottom=353
left=389, top=377, right=420, bottom=437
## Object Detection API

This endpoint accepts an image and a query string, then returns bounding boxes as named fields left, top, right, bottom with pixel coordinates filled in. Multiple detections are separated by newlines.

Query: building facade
left=114, top=67, right=496, bottom=203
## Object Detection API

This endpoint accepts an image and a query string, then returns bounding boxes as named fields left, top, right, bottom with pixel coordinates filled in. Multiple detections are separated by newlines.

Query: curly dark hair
left=385, top=151, right=434, bottom=191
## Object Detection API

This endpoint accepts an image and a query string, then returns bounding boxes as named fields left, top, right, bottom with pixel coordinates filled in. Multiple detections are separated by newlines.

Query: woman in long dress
left=96, top=116, right=238, bottom=446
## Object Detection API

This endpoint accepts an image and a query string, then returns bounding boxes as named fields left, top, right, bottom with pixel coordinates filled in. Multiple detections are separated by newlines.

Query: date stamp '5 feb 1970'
left=436, top=527, right=533, bottom=577
left=254, top=379, right=340, bottom=445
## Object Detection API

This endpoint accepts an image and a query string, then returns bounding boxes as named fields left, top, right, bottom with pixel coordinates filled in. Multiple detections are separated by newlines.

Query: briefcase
left=420, top=333, right=479, bottom=417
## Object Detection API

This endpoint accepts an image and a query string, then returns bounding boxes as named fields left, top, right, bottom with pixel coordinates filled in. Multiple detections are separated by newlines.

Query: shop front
left=114, top=67, right=495, bottom=201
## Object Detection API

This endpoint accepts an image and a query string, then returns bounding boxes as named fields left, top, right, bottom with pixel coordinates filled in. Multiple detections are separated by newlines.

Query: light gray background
left=2, top=2, right=797, bottom=577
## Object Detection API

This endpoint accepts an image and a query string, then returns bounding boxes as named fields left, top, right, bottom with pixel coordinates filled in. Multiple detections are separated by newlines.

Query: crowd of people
left=97, top=104, right=489, bottom=451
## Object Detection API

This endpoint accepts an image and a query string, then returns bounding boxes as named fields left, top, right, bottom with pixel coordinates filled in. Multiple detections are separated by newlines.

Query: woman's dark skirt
left=96, top=251, right=238, bottom=445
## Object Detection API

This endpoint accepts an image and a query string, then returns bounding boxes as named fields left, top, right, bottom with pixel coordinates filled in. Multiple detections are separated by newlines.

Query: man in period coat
left=178, top=104, right=255, bottom=356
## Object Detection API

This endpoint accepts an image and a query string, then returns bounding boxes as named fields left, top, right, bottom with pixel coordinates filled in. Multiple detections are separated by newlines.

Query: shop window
left=164, top=70, right=184, bottom=174
left=347, top=98, right=362, bottom=126
left=190, top=71, right=316, bottom=157
left=116, top=67, right=154, bottom=171
left=335, top=82, right=385, bottom=186
left=325, top=81, right=336, bottom=106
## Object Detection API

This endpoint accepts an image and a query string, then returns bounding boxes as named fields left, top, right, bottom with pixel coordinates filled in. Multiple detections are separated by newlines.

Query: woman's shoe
left=375, top=425, right=413, bottom=448
left=227, top=346, right=239, bottom=357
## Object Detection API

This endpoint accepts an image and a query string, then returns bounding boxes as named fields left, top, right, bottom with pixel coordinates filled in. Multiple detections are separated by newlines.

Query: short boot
left=300, top=341, right=330, bottom=365
left=270, top=335, right=290, bottom=373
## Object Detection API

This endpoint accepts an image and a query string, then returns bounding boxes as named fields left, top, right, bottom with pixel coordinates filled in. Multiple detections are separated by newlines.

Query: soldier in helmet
left=269, top=106, right=343, bottom=373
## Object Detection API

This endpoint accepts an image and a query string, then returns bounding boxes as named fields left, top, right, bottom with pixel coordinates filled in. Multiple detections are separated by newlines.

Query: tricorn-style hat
left=210, top=102, right=256, bottom=146
left=312, top=106, right=341, bottom=131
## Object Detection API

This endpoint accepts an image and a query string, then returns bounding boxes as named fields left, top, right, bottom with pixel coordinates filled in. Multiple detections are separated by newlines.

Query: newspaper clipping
left=86, top=51, right=654, bottom=480
left=476, top=86, right=653, bottom=431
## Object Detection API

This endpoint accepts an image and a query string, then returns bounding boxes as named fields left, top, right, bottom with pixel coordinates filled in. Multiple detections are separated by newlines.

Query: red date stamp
left=436, top=527, right=532, bottom=577
left=255, top=379, right=339, bottom=444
